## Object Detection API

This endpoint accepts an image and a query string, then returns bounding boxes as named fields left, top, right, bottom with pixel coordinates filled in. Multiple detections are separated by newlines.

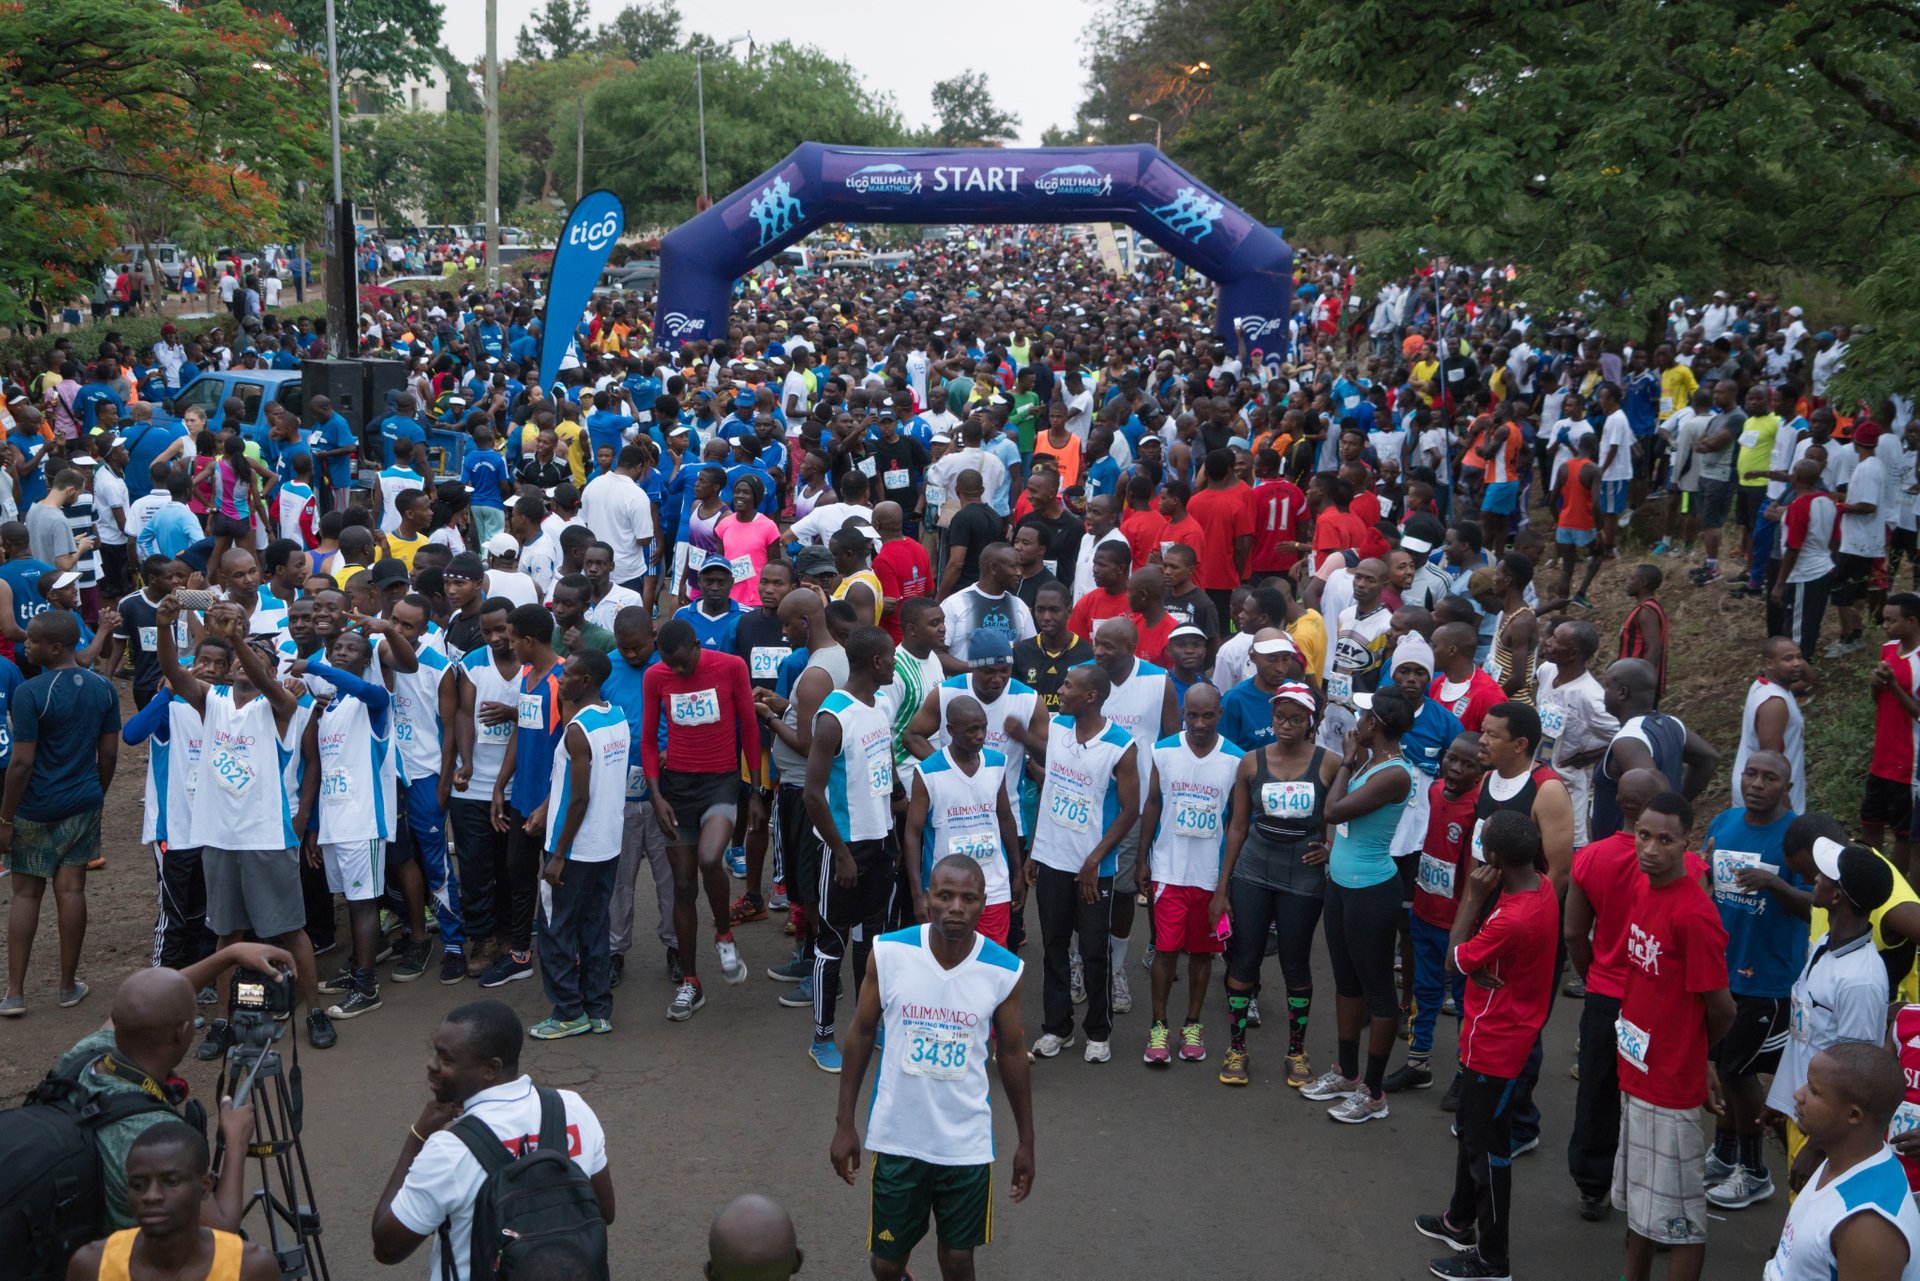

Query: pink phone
left=1215, top=912, right=1233, bottom=943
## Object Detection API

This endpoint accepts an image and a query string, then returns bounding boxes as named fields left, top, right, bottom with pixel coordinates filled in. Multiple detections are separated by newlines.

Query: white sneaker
left=1083, top=1039, right=1112, bottom=1063
left=1030, top=1032, right=1075, bottom=1060
left=1704, top=1150, right=1737, bottom=1187
left=1111, top=969, right=1133, bottom=1014
left=1300, top=1069, right=1359, bottom=1101
left=716, top=940, right=747, bottom=985
left=1706, top=1165, right=1775, bottom=1209
left=1328, top=1090, right=1390, bottom=1124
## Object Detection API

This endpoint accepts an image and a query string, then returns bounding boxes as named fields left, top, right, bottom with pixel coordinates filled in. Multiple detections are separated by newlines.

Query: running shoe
left=725, top=847, right=747, bottom=879
left=1299, top=1069, right=1358, bottom=1101
left=479, top=951, right=533, bottom=988
left=196, top=1018, right=235, bottom=1060
left=318, top=963, right=356, bottom=994
left=1141, top=944, right=1156, bottom=971
left=1029, top=1032, right=1075, bottom=1060
left=379, top=907, right=401, bottom=936
left=1440, top=1072, right=1464, bottom=1112
left=1428, top=1252, right=1510, bottom=1281
left=809, top=1039, right=842, bottom=1073
left=464, top=940, right=493, bottom=978
left=1246, top=998, right=1262, bottom=1028
left=1826, top=636, right=1866, bottom=658
left=779, top=976, right=814, bottom=1008
left=393, top=941, right=431, bottom=983
left=1111, top=970, right=1133, bottom=1014
left=306, top=1009, right=337, bottom=1049
left=1284, top=1052, right=1313, bottom=1089
left=197, top=985, right=218, bottom=1006
left=1706, top=1166, right=1774, bottom=1209
left=327, top=987, right=382, bottom=1020
left=1083, top=1039, right=1111, bottom=1063
left=716, top=938, right=748, bottom=984
left=1441, top=995, right=1458, bottom=1016
left=530, top=1017, right=590, bottom=1040
left=1178, top=1021, right=1206, bottom=1062
left=768, top=880, right=789, bottom=911
left=666, top=946, right=685, bottom=984
left=1069, top=956, right=1086, bottom=1006
left=1578, top=1192, right=1611, bottom=1221
left=1509, top=1135, right=1540, bottom=1157
left=57, top=982, right=89, bottom=1009
left=1651, top=539, right=1672, bottom=556
left=590, top=1017, right=613, bottom=1035
left=1383, top=1062, right=1434, bottom=1093
left=1689, top=564, right=1721, bottom=586
left=1143, top=1022, right=1173, bottom=1066
left=667, top=980, right=705, bottom=1021
left=1328, top=1090, right=1389, bottom=1124
left=1415, top=1213, right=1478, bottom=1253
left=1562, top=972, right=1587, bottom=998
left=1218, top=1048, right=1249, bottom=1087
left=729, top=893, right=767, bottom=925
left=767, top=953, right=810, bottom=982
left=438, top=953, right=467, bottom=985
left=608, top=952, right=625, bottom=989
left=1572, top=592, right=1592, bottom=610
left=1704, top=1149, right=1737, bottom=1188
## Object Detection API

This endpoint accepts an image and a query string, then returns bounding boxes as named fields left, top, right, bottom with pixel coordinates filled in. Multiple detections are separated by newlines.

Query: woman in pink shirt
left=715, top=475, right=783, bottom=605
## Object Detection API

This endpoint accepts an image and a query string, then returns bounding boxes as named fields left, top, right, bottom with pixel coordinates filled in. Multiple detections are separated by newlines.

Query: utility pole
left=576, top=96, right=585, bottom=202
left=483, top=0, right=499, bottom=287
left=322, top=0, right=351, bottom=358
left=694, top=49, right=708, bottom=210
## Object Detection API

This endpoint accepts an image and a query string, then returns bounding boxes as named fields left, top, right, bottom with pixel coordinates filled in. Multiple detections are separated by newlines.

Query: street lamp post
left=321, top=0, right=351, bottom=358
left=1128, top=112, right=1163, bottom=152
left=695, top=34, right=752, bottom=211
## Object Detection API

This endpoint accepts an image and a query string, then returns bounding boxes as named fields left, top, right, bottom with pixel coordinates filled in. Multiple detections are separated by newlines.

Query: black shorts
left=1832, top=552, right=1876, bottom=607
left=776, top=784, right=823, bottom=911
left=819, top=836, right=897, bottom=934
left=1863, top=773, right=1914, bottom=830
left=658, top=768, right=741, bottom=839
left=209, top=511, right=253, bottom=540
left=1715, top=995, right=1790, bottom=1077
left=1699, top=479, right=1736, bottom=530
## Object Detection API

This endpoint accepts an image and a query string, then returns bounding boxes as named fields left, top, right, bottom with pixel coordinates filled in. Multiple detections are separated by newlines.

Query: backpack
left=0, top=1064, right=178, bottom=1281
left=439, top=1088, right=608, bottom=1281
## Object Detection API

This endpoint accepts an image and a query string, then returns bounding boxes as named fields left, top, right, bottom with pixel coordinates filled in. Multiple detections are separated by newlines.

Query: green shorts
left=9, top=810, right=101, bottom=879
left=868, top=1152, right=992, bottom=1260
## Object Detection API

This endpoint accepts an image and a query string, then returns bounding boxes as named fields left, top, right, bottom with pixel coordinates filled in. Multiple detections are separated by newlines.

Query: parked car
left=118, top=243, right=185, bottom=287
left=152, top=370, right=305, bottom=442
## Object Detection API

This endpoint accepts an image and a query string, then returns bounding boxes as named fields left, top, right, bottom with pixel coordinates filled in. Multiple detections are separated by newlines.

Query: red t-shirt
left=872, top=537, right=933, bottom=643
left=1618, top=876, right=1730, bottom=1109
left=1311, top=509, right=1370, bottom=558
left=1429, top=670, right=1507, bottom=732
left=1068, top=586, right=1130, bottom=643
left=638, top=648, right=758, bottom=777
left=1131, top=611, right=1175, bottom=665
left=1119, top=509, right=1169, bottom=570
left=1455, top=879, right=1561, bottom=1077
left=1250, top=478, right=1308, bottom=574
left=1571, top=835, right=1711, bottom=1000
left=1159, top=515, right=1207, bottom=562
left=1872, top=640, right=1920, bottom=782
left=1186, top=485, right=1255, bottom=591
left=1412, top=779, right=1482, bottom=929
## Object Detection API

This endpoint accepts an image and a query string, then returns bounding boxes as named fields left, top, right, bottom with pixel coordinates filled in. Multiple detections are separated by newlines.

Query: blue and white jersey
left=1147, top=731, right=1245, bottom=891
left=135, top=696, right=205, bottom=848
left=917, top=749, right=1011, bottom=905
left=376, top=465, right=427, bottom=533
left=190, top=687, right=296, bottom=852
left=1087, top=656, right=1169, bottom=794
left=315, top=690, right=397, bottom=844
left=865, top=925, right=1023, bottom=1166
left=390, top=645, right=451, bottom=785
left=1765, top=1146, right=1920, bottom=1281
left=934, top=675, right=1037, bottom=836
left=456, top=648, right=518, bottom=800
left=1030, top=715, right=1136, bottom=878
left=545, top=702, right=630, bottom=863
left=815, top=688, right=895, bottom=842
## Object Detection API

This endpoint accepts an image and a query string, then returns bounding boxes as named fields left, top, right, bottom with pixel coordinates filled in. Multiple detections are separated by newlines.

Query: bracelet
left=409, top=1124, right=428, bottom=1143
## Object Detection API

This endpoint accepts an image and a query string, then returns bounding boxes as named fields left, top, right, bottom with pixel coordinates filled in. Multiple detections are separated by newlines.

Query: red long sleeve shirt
left=640, top=649, right=757, bottom=777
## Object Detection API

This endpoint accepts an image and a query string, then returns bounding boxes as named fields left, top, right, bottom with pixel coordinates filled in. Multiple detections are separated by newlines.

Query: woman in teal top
left=1302, top=686, right=1416, bottom=1124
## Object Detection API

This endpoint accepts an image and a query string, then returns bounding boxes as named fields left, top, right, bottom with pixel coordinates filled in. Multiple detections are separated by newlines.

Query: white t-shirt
left=92, top=467, right=130, bottom=545
left=577, top=472, right=656, bottom=583
left=781, top=369, right=811, bottom=414
left=387, top=1076, right=608, bottom=1281
left=788, top=500, right=873, bottom=546
left=126, top=491, right=169, bottom=543
left=1062, top=390, right=1095, bottom=441
left=1599, top=409, right=1635, bottom=483
left=1840, top=454, right=1888, bottom=557
left=484, top=569, right=540, bottom=608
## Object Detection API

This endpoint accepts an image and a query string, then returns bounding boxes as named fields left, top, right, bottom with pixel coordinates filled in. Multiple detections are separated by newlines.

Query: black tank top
left=1473, top=764, right=1558, bottom=872
left=1251, top=745, right=1331, bottom=843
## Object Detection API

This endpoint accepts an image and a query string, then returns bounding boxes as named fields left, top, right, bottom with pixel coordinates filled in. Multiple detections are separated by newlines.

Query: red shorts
left=976, top=901, right=1011, bottom=947
left=1152, top=883, right=1224, bottom=955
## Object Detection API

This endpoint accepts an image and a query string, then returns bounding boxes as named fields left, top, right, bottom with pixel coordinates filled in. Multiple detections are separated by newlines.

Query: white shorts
left=321, top=839, right=387, bottom=901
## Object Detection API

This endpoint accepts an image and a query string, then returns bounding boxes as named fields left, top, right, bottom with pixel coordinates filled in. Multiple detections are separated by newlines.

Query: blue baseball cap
left=968, top=631, right=1014, bottom=668
left=733, top=390, right=755, bottom=410
left=700, top=553, right=738, bottom=579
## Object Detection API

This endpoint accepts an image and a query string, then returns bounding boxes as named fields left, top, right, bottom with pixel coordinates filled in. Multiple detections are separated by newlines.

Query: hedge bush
left=0, top=302, right=327, bottom=372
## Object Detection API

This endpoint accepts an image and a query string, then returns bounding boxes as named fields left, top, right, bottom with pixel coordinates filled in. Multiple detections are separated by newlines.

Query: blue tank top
left=1329, top=757, right=1412, bottom=889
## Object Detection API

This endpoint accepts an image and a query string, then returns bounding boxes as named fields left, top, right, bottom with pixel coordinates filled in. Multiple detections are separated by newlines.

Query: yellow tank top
left=833, top=569, right=884, bottom=625
left=1809, top=848, right=1920, bottom=1003
left=99, top=1227, right=244, bottom=1281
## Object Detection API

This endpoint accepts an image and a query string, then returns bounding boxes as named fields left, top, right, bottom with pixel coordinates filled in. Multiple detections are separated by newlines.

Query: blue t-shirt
left=0, top=655, right=23, bottom=767
left=673, top=599, right=744, bottom=654
left=1707, top=806, right=1807, bottom=997
left=8, top=430, right=47, bottom=505
left=1219, top=679, right=1279, bottom=753
left=461, top=448, right=509, bottom=510
left=1084, top=455, right=1122, bottom=503
left=377, top=414, right=426, bottom=468
left=72, top=384, right=125, bottom=433
left=12, top=665, right=120, bottom=822
left=584, top=411, right=635, bottom=464
left=123, top=421, right=184, bottom=501
left=309, top=412, right=357, bottom=490
left=509, top=662, right=563, bottom=814
left=1402, top=697, right=1465, bottom=778
left=0, top=557, right=53, bottom=636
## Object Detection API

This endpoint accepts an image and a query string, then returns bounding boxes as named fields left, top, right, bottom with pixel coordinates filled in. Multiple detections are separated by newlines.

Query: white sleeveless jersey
left=390, top=645, right=452, bottom=785
left=280, top=696, right=314, bottom=804
left=1765, top=1146, right=1920, bottom=1281
left=1094, top=658, right=1169, bottom=794
left=815, top=689, right=896, bottom=842
left=1147, top=731, right=1246, bottom=890
left=141, top=697, right=205, bottom=848
left=190, top=687, right=295, bottom=851
left=1732, top=676, right=1806, bottom=816
left=457, top=648, right=519, bottom=799
left=917, top=749, right=1011, bottom=905
left=314, top=691, right=398, bottom=844
left=864, top=925, right=1023, bottom=1166
left=1031, top=715, right=1136, bottom=876
left=933, top=675, right=1038, bottom=835
left=545, top=703, right=630, bottom=863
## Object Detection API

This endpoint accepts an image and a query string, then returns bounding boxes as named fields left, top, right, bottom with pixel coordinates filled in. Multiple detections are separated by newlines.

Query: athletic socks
left=1363, top=1051, right=1387, bottom=1098
left=1738, top=1132, right=1766, bottom=1173
left=1337, top=1037, right=1360, bottom=1082
left=1287, top=992, right=1312, bottom=1056
left=1227, top=993, right=1251, bottom=1052
left=1712, top=1128, right=1738, bottom=1165
left=1109, top=935, right=1129, bottom=973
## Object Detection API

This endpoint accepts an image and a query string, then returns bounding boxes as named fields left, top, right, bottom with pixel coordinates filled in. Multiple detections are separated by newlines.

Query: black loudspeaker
left=362, top=357, right=407, bottom=422
left=302, top=358, right=364, bottom=432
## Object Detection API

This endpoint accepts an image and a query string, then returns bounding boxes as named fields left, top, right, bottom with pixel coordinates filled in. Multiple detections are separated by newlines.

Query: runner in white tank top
left=907, top=650, right=1047, bottom=836
left=456, top=625, right=520, bottom=800
left=903, top=694, right=1023, bottom=945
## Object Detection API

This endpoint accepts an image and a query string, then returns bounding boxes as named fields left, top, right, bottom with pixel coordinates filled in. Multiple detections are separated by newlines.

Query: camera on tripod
left=229, top=964, right=296, bottom=1047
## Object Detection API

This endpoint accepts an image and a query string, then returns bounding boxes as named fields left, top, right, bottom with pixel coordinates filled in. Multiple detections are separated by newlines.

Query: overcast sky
left=442, top=0, right=1098, bottom=146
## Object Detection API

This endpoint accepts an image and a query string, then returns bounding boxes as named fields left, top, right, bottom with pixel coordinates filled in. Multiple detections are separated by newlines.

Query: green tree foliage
left=579, top=43, right=906, bottom=228
left=516, top=0, right=594, bottom=60
left=344, top=111, right=531, bottom=229
left=500, top=52, right=635, bottom=202
left=1057, top=0, right=1227, bottom=150
left=0, top=0, right=326, bottom=320
left=272, top=0, right=444, bottom=97
left=924, top=71, right=1021, bottom=147
left=596, top=0, right=685, bottom=62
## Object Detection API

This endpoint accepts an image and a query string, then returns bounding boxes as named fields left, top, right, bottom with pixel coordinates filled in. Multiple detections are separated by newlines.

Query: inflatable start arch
left=655, top=143, right=1293, bottom=350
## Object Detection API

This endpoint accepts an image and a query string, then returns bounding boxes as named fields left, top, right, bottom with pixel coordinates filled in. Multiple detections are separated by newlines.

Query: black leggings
left=1322, top=878, right=1402, bottom=1018
left=1224, top=878, right=1323, bottom=992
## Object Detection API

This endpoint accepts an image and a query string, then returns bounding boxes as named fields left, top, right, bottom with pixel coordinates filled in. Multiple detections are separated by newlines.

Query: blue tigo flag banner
left=540, top=189, right=625, bottom=391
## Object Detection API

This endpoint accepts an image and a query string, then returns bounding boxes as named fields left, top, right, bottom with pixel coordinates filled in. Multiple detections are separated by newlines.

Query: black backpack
left=439, top=1088, right=608, bottom=1281
left=0, top=1065, right=178, bottom=1281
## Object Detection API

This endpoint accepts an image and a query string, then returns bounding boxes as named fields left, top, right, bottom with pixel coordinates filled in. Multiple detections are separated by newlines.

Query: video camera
left=228, top=964, right=296, bottom=1051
